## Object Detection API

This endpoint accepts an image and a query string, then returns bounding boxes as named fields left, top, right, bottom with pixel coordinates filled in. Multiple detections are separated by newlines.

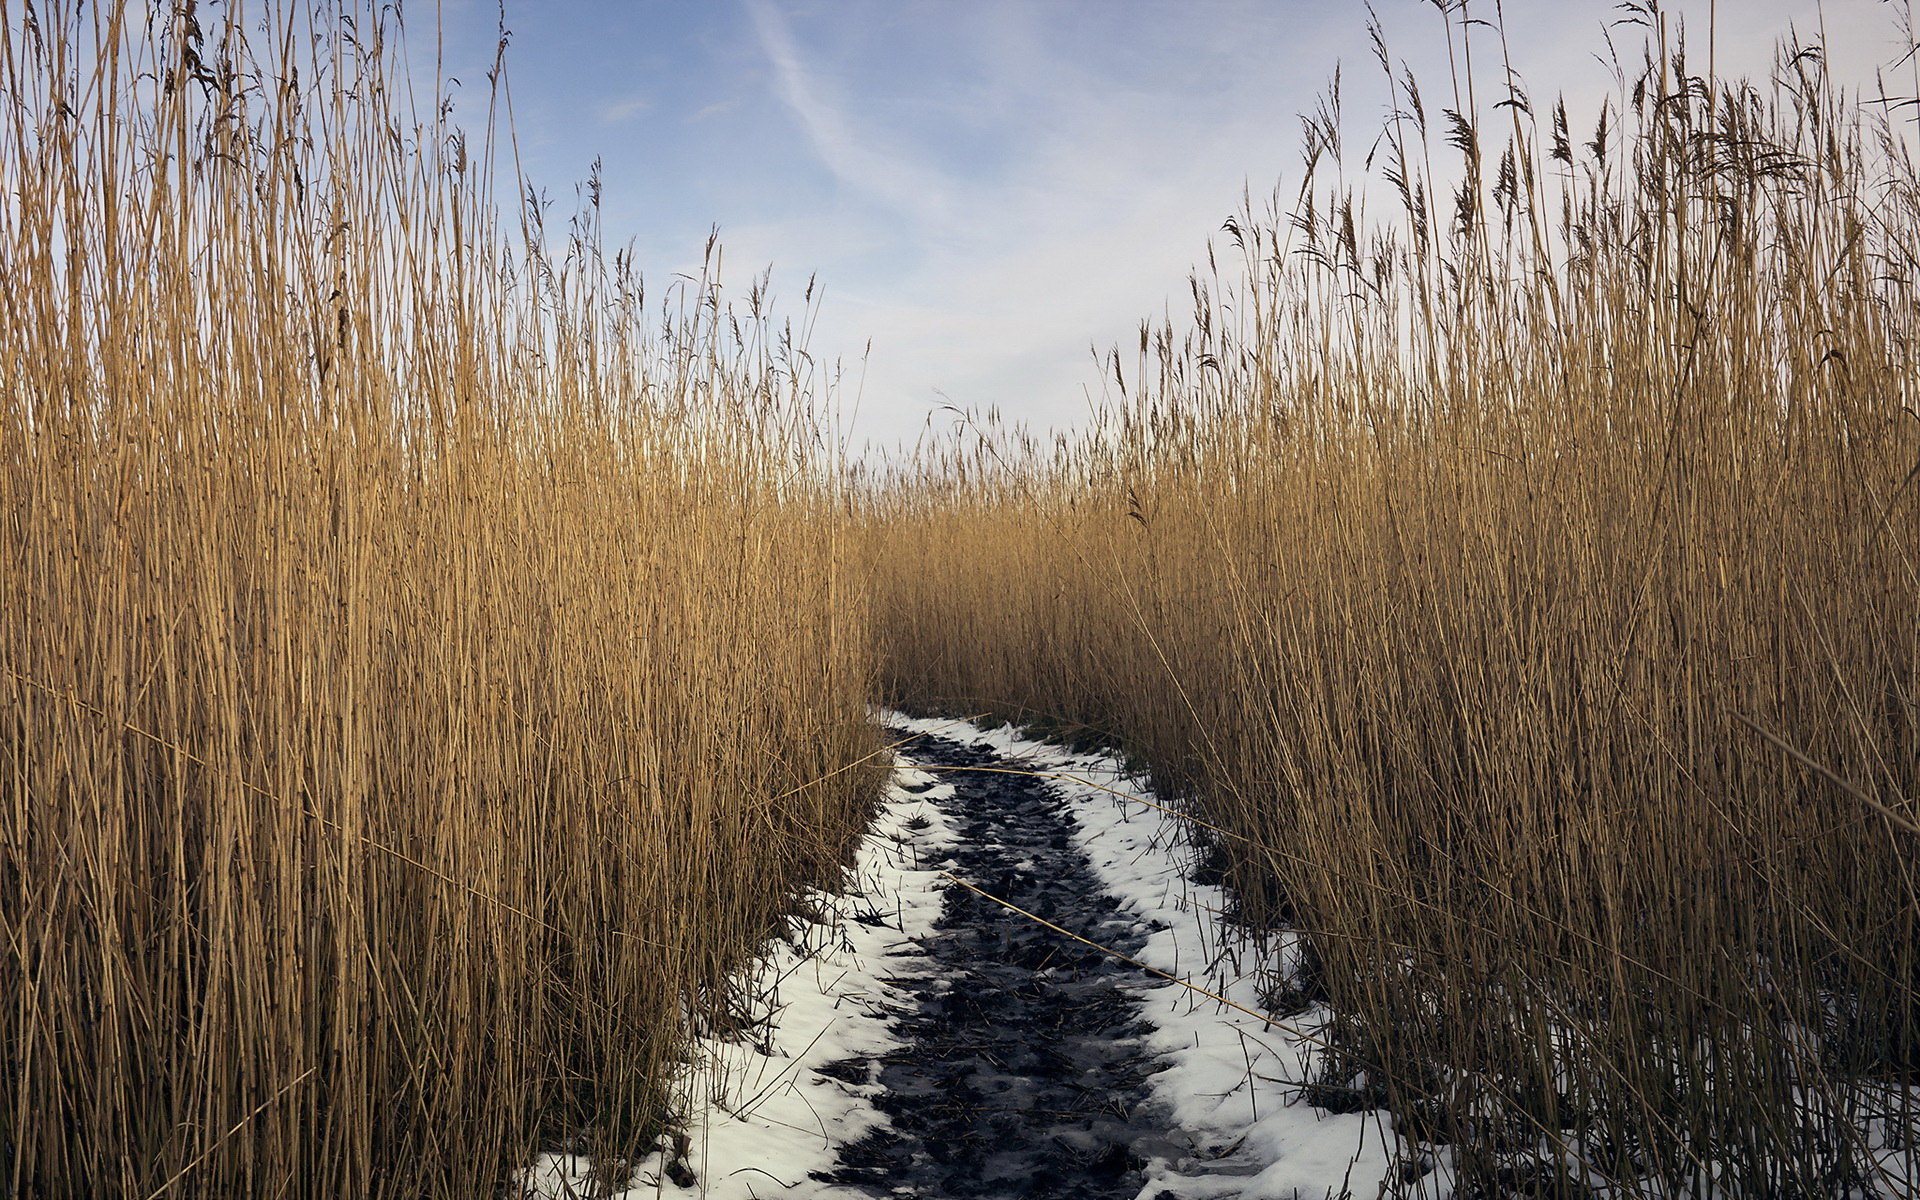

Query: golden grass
left=863, top=8, right=1920, bottom=1194
left=0, top=3, right=879, bottom=1196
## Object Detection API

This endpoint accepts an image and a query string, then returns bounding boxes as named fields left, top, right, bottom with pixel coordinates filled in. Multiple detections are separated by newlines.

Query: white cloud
left=486, top=0, right=1920, bottom=451
left=718, top=3, right=1326, bottom=447
left=598, top=96, right=650, bottom=123
left=743, top=0, right=957, bottom=225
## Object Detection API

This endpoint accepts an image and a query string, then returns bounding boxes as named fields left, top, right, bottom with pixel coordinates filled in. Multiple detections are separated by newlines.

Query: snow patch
left=522, top=756, right=963, bottom=1199
left=886, top=714, right=1404, bottom=1200
left=525, top=714, right=1405, bottom=1199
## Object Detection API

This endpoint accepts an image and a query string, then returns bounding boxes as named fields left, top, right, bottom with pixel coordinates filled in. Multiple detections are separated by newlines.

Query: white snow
left=523, top=711, right=1917, bottom=1200
left=521, top=740, right=966, bottom=1200
left=885, top=714, right=1409, bottom=1200
left=523, top=713, right=1409, bottom=1199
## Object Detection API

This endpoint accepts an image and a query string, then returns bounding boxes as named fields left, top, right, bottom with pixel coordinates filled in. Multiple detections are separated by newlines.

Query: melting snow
left=523, top=713, right=1403, bottom=1199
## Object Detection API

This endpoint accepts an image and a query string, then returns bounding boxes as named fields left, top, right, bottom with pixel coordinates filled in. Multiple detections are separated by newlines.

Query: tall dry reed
left=865, top=6, right=1920, bottom=1194
left=0, top=3, right=879, bottom=1197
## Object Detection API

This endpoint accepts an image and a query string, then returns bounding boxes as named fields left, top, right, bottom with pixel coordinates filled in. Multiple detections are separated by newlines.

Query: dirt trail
left=817, top=729, right=1184, bottom=1199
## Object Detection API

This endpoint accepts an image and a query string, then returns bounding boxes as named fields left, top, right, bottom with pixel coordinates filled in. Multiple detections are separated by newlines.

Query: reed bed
left=0, top=2, right=880, bottom=1197
left=865, top=7, right=1920, bottom=1195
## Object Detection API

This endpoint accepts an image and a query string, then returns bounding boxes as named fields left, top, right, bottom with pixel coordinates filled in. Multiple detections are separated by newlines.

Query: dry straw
left=864, top=4, right=1920, bottom=1194
left=0, top=2, right=879, bottom=1197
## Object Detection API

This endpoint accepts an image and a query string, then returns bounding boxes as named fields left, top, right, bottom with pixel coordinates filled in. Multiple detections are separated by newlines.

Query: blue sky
left=422, top=0, right=1914, bottom=451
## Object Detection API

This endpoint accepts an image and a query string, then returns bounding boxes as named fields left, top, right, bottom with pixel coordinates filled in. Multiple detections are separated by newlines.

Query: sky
left=417, top=0, right=1919, bottom=452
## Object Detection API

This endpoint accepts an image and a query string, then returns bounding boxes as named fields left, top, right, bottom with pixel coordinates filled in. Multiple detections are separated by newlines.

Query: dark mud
left=816, top=730, right=1181, bottom=1199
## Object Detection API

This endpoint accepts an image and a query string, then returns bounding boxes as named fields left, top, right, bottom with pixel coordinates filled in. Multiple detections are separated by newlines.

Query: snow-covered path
left=525, top=715, right=1408, bottom=1200
left=818, top=728, right=1177, bottom=1196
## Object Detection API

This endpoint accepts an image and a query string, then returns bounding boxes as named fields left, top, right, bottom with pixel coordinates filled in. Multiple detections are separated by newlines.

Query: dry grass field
left=863, top=8, right=1920, bottom=1195
left=0, top=3, right=880, bottom=1196
left=10, top=0, right=1920, bottom=1196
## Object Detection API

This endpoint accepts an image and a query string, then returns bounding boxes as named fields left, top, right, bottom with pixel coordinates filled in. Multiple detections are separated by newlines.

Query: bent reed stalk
left=864, top=7, right=1920, bottom=1196
left=0, top=2, right=881, bottom=1197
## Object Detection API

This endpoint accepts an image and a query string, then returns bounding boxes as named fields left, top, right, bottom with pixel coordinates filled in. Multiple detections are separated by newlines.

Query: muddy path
left=816, top=729, right=1183, bottom=1199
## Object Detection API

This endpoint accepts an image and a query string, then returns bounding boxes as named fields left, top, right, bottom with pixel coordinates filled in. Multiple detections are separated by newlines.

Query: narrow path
left=817, top=729, right=1180, bottom=1199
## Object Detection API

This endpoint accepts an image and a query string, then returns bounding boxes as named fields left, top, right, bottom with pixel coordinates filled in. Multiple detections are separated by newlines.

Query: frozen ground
left=523, top=713, right=1409, bottom=1200
left=817, top=724, right=1178, bottom=1196
left=882, top=715, right=1408, bottom=1200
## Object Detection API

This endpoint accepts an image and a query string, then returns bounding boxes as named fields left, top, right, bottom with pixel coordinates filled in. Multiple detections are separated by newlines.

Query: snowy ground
left=523, top=713, right=1413, bottom=1200
left=885, top=715, right=1411, bottom=1200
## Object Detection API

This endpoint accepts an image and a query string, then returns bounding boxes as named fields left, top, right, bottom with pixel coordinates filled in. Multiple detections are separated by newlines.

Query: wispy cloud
left=724, top=1, right=1342, bottom=447
left=743, top=0, right=955, bottom=225
left=598, top=96, right=650, bottom=123
left=469, top=0, right=1916, bottom=451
